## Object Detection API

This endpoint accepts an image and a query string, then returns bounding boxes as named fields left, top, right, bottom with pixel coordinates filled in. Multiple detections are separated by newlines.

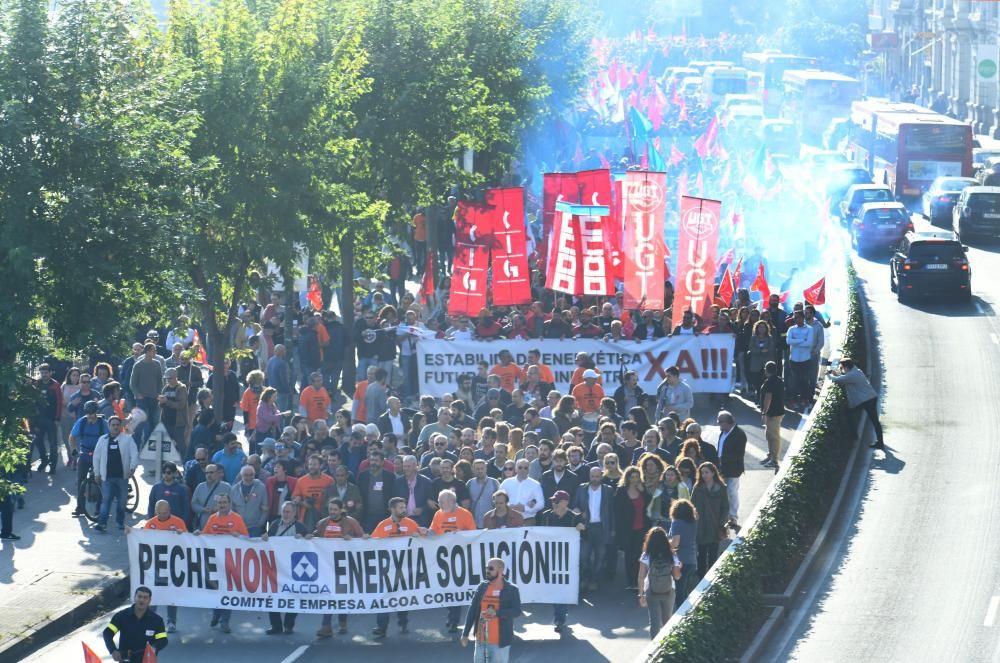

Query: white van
left=701, top=66, right=749, bottom=108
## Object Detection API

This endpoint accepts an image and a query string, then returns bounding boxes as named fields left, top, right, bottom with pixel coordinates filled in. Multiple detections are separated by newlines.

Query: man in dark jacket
left=298, top=316, right=322, bottom=391
left=356, top=448, right=397, bottom=531
left=572, top=466, right=615, bottom=591
left=31, top=364, right=63, bottom=474
left=392, top=455, right=434, bottom=527
left=716, top=411, right=747, bottom=526
left=540, top=449, right=580, bottom=503
left=461, top=557, right=522, bottom=660
left=321, top=311, right=347, bottom=397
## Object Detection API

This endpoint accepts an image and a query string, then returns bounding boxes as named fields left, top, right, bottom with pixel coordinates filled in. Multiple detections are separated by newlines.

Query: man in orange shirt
left=490, top=350, right=521, bottom=394
left=351, top=365, right=377, bottom=424
left=519, top=348, right=555, bottom=385
left=298, top=372, right=331, bottom=423
left=429, top=489, right=476, bottom=632
left=195, top=493, right=248, bottom=634
left=292, top=455, right=333, bottom=528
left=572, top=369, right=605, bottom=415
left=144, top=500, right=186, bottom=631
left=412, top=209, right=428, bottom=275
left=371, top=496, right=426, bottom=638
left=460, top=557, right=522, bottom=662
left=313, top=497, right=366, bottom=637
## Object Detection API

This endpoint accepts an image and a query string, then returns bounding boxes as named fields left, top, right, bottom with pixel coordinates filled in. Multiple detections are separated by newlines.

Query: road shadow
left=900, top=296, right=988, bottom=318
left=871, top=447, right=905, bottom=475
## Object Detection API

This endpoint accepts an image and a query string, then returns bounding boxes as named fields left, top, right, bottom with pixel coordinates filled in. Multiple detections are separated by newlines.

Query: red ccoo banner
left=486, top=187, right=532, bottom=306
left=622, top=171, right=666, bottom=309
left=673, top=195, right=722, bottom=328
left=449, top=201, right=491, bottom=316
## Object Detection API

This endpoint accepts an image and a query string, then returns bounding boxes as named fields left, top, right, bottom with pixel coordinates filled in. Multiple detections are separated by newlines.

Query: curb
left=0, top=575, right=130, bottom=663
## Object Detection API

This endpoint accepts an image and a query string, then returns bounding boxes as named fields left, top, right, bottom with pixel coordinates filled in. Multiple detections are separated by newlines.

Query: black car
left=890, top=231, right=971, bottom=303
left=921, top=176, right=979, bottom=227
left=953, top=186, right=1000, bottom=241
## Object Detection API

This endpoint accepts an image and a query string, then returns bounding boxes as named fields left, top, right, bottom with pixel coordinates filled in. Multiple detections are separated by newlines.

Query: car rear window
left=863, top=207, right=908, bottom=223
left=908, top=243, right=964, bottom=260
left=969, top=194, right=1000, bottom=209
left=859, top=190, right=892, bottom=203
left=937, top=179, right=971, bottom=190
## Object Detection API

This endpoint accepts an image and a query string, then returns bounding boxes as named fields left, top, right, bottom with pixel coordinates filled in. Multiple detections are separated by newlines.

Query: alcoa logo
left=683, top=207, right=718, bottom=236
left=290, top=552, right=319, bottom=582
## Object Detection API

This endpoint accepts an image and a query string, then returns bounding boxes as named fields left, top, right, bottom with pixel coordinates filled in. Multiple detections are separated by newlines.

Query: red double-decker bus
left=846, top=100, right=973, bottom=197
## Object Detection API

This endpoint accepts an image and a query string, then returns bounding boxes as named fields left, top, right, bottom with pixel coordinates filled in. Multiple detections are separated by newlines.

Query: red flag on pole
left=733, top=256, right=744, bottom=289
left=142, top=643, right=159, bottom=663
left=486, top=187, right=532, bottom=306
left=693, top=117, right=718, bottom=158
left=750, top=262, right=770, bottom=303
left=449, top=201, right=492, bottom=316
left=82, top=643, right=103, bottom=663
left=803, top=276, right=827, bottom=306
left=778, top=291, right=790, bottom=304
left=669, top=145, right=685, bottom=166
left=306, top=275, right=323, bottom=311
left=420, top=250, right=435, bottom=304
left=716, top=264, right=735, bottom=306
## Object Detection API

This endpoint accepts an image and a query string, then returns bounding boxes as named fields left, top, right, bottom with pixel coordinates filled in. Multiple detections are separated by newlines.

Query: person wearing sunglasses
left=461, top=558, right=522, bottom=661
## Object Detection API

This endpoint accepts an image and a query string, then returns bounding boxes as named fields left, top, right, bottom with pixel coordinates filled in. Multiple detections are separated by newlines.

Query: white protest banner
left=416, top=335, right=734, bottom=397
left=128, top=526, right=578, bottom=613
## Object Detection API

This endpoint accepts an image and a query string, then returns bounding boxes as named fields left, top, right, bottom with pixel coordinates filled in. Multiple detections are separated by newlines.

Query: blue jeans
left=98, top=478, right=128, bottom=527
left=674, top=564, right=698, bottom=610
left=787, top=360, right=810, bottom=403
left=323, top=362, right=344, bottom=396
left=446, top=605, right=462, bottom=626
left=580, top=522, right=609, bottom=583
left=75, top=451, right=94, bottom=511
left=31, top=419, right=58, bottom=469
left=135, top=397, right=160, bottom=446
left=376, top=610, right=407, bottom=631
left=474, top=641, right=511, bottom=663
left=213, top=608, right=231, bottom=626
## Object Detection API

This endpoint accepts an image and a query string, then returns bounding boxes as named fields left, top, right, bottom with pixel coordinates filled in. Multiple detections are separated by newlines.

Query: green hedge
left=649, top=264, right=867, bottom=662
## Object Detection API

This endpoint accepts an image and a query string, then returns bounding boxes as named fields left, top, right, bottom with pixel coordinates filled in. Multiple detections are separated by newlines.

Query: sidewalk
left=0, top=462, right=156, bottom=661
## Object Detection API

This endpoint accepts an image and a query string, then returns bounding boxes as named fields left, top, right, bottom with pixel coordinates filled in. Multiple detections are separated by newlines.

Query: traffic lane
left=31, top=585, right=651, bottom=663
left=782, top=250, right=1000, bottom=661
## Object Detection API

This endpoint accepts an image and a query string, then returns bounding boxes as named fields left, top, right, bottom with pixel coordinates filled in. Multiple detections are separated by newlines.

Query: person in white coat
left=499, top=459, right=545, bottom=524
left=92, top=416, right=140, bottom=532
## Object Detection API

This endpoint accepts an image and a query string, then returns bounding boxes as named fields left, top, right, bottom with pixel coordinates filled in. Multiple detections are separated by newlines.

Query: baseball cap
left=259, top=438, right=277, bottom=450
left=583, top=369, right=599, bottom=379
left=551, top=490, right=570, bottom=503
left=487, top=388, right=501, bottom=399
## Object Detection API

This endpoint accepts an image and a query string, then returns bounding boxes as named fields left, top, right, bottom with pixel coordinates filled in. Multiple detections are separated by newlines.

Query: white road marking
left=991, top=333, right=999, bottom=346
left=985, top=596, right=1000, bottom=627
left=281, top=645, right=310, bottom=663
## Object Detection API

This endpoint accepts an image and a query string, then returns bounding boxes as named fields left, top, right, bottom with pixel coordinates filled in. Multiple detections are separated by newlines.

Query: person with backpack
left=637, top=526, right=681, bottom=639
left=68, top=401, right=109, bottom=517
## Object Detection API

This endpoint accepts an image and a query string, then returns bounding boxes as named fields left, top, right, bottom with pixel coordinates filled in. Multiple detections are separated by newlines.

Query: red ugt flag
left=622, top=171, right=666, bottom=309
left=449, top=201, right=491, bottom=316
left=803, top=276, right=826, bottom=306
left=486, top=187, right=531, bottom=306
left=673, top=195, right=721, bottom=329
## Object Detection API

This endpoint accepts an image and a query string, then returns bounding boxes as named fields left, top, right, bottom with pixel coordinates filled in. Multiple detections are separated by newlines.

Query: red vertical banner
left=449, top=201, right=491, bottom=316
left=673, top=195, right=721, bottom=328
left=486, top=187, right=531, bottom=306
left=609, top=175, right=626, bottom=281
left=545, top=202, right=579, bottom=294
left=541, top=173, right=578, bottom=260
left=622, top=171, right=666, bottom=309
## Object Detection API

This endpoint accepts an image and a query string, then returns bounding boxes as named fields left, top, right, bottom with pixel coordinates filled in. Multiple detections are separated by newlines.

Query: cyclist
left=92, top=416, right=140, bottom=532
left=69, top=401, right=109, bottom=518
left=103, top=586, right=168, bottom=661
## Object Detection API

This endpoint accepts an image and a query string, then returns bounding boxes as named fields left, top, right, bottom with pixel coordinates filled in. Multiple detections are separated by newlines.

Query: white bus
left=701, top=66, right=749, bottom=108
left=781, top=69, right=862, bottom=144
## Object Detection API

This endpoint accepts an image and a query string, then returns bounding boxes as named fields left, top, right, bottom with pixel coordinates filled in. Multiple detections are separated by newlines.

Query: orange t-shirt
left=144, top=515, right=187, bottom=532
left=572, top=382, right=605, bottom=414
left=352, top=380, right=369, bottom=423
left=292, top=473, right=334, bottom=516
left=570, top=366, right=602, bottom=389
left=476, top=578, right=505, bottom=645
left=520, top=363, right=555, bottom=385
left=203, top=512, right=248, bottom=536
left=491, top=364, right=521, bottom=393
left=372, top=516, right=420, bottom=538
left=413, top=212, right=427, bottom=242
left=299, top=386, right=331, bottom=423
left=316, top=322, right=330, bottom=361
left=240, top=388, right=261, bottom=430
left=430, top=507, right=476, bottom=534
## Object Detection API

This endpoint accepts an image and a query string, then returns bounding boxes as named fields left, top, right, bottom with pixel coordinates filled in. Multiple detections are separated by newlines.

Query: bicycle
left=81, top=465, right=140, bottom=523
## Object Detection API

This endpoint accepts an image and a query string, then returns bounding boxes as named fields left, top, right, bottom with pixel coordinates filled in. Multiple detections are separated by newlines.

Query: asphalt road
left=777, top=213, right=1000, bottom=662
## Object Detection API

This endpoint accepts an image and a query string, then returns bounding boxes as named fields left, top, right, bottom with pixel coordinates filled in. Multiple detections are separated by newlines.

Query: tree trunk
left=340, top=231, right=356, bottom=395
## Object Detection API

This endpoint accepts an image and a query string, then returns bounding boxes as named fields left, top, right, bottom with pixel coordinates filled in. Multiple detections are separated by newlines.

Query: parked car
left=921, top=177, right=979, bottom=227
left=839, top=184, right=893, bottom=226
left=890, top=231, right=971, bottom=303
left=850, top=202, right=913, bottom=256
left=953, top=186, right=1000, bottom=242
